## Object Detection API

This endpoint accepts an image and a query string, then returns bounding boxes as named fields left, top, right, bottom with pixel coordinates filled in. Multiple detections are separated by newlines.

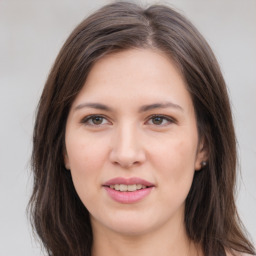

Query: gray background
left=0, top=0, right=255, bottom=255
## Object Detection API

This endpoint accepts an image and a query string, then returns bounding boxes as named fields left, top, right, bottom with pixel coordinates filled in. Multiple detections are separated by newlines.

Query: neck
left=91, top=216, right=202, bottom=256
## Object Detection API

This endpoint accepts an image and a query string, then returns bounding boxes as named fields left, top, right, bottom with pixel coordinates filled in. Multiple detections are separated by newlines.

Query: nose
left=109, top=124, right=146, bottom=168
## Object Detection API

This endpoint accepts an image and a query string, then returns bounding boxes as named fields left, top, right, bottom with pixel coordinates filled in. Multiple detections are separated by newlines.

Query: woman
left=29, top=2, right=256, bottom=256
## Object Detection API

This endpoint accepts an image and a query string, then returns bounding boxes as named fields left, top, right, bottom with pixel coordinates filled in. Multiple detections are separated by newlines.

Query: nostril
left=112, top=159, right=140, bottom=168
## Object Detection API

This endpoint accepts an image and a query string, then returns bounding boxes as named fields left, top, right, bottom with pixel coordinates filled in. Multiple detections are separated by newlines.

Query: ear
left=194, top=137, right=208, bottom=171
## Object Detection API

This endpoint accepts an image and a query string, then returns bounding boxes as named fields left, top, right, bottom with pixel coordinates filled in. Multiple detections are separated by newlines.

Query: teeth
left=136, top=184, right=142, bottom=189
left=128, top=184, right=137, bottom=191
left=119, top=184, right=127, bottom=191
left=109, top=184, right=148, bottom=191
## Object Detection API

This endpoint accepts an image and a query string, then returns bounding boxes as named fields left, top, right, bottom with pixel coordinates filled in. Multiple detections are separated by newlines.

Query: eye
left=146, top=115, right=175, bottom=126
left=81, top=115, right=110, bottom=126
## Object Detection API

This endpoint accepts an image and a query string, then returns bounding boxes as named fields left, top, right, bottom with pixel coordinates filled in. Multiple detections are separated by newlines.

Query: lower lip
left=104, top=187, right=153, bottom=204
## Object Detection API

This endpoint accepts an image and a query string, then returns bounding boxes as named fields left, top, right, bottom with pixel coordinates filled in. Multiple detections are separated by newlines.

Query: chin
left=108, top=221, right=154, bottom=237
left=91, top=210, right=156, bottom=236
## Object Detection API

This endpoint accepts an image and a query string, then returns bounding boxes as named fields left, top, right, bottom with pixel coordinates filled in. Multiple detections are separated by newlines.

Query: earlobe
left=195, top=156, right=208, bottom=170
left=200, top=161, right=207, bottom=168
left=195, top=160, right=206, bottom=171
left=195, top=137, right=208, bottom=171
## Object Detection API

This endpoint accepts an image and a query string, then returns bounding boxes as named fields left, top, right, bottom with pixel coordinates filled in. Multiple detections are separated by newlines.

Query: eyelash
left=146, top=115, right=176, bottom=126
left=80, top=114, right=176, bottom=127
left=81, top=115, right=110, bottom=126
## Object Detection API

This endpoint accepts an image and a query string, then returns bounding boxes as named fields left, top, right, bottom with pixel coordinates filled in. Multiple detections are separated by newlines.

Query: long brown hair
left=29, top=2, right=256, bottom=256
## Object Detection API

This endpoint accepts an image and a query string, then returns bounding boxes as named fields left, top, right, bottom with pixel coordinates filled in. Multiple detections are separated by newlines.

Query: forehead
left=71, top=48, right=193, bottom=113
left=86, top=48, right=184, bottom=88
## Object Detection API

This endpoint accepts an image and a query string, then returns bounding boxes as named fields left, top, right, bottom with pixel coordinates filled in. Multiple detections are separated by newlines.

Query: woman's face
left=65, top=49, right=206, bottom=236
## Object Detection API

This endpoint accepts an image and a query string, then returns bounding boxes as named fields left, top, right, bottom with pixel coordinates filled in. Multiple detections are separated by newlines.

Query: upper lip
left=103, top=177, right=154, bottom=187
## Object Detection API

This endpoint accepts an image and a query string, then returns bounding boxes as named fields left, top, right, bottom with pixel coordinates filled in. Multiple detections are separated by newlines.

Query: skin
left=65, top=48, right=207, bottom=256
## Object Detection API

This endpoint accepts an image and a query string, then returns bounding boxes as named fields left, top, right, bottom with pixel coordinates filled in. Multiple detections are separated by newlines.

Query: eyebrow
left=74, top=103, right=113, bottom=112
left=138, top=102, right=183, bottom=112
left=74, top=101, right=183, bottom=112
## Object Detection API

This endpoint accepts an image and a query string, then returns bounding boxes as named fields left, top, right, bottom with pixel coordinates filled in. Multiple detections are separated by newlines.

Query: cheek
left=67, top=132, right=108, bottom=172
left=66, top=134, right=109, bottom=201
left=151, top=136, right=197, bottom=190
left=147, top=136, right=197, bottom=220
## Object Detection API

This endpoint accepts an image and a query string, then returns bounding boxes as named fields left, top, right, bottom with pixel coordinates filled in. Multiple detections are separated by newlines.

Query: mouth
left=103, top=177, right=154, bottom=190
left=104, top=184, right=152, bottom=192
left=102, top=177, right=154, bottom=203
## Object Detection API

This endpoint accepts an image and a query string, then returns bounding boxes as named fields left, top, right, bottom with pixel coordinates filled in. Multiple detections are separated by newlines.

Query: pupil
left=153, top=117, right=163, bottom=125
left=92, top=116, right=103, bottom=124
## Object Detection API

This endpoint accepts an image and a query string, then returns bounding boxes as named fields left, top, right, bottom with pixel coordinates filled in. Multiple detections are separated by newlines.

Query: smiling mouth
left=103, top=178, right=154, bottom=203
left=104, top=184, right=152, bottom=192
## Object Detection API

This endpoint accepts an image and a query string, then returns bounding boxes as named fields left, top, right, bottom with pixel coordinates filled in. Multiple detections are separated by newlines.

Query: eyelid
left=80, top=114, right=112, bottom=126
left=80, top=114, right=176, bottom=127
left=145, top=114, right=177, bottom=126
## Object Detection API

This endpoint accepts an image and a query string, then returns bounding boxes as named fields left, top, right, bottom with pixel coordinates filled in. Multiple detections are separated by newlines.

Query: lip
left=103, top=177, right=155, bottom=204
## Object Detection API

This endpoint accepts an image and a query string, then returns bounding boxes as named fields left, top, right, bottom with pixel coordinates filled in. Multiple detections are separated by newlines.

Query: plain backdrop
left=0, top=0, right=255, bottom=255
